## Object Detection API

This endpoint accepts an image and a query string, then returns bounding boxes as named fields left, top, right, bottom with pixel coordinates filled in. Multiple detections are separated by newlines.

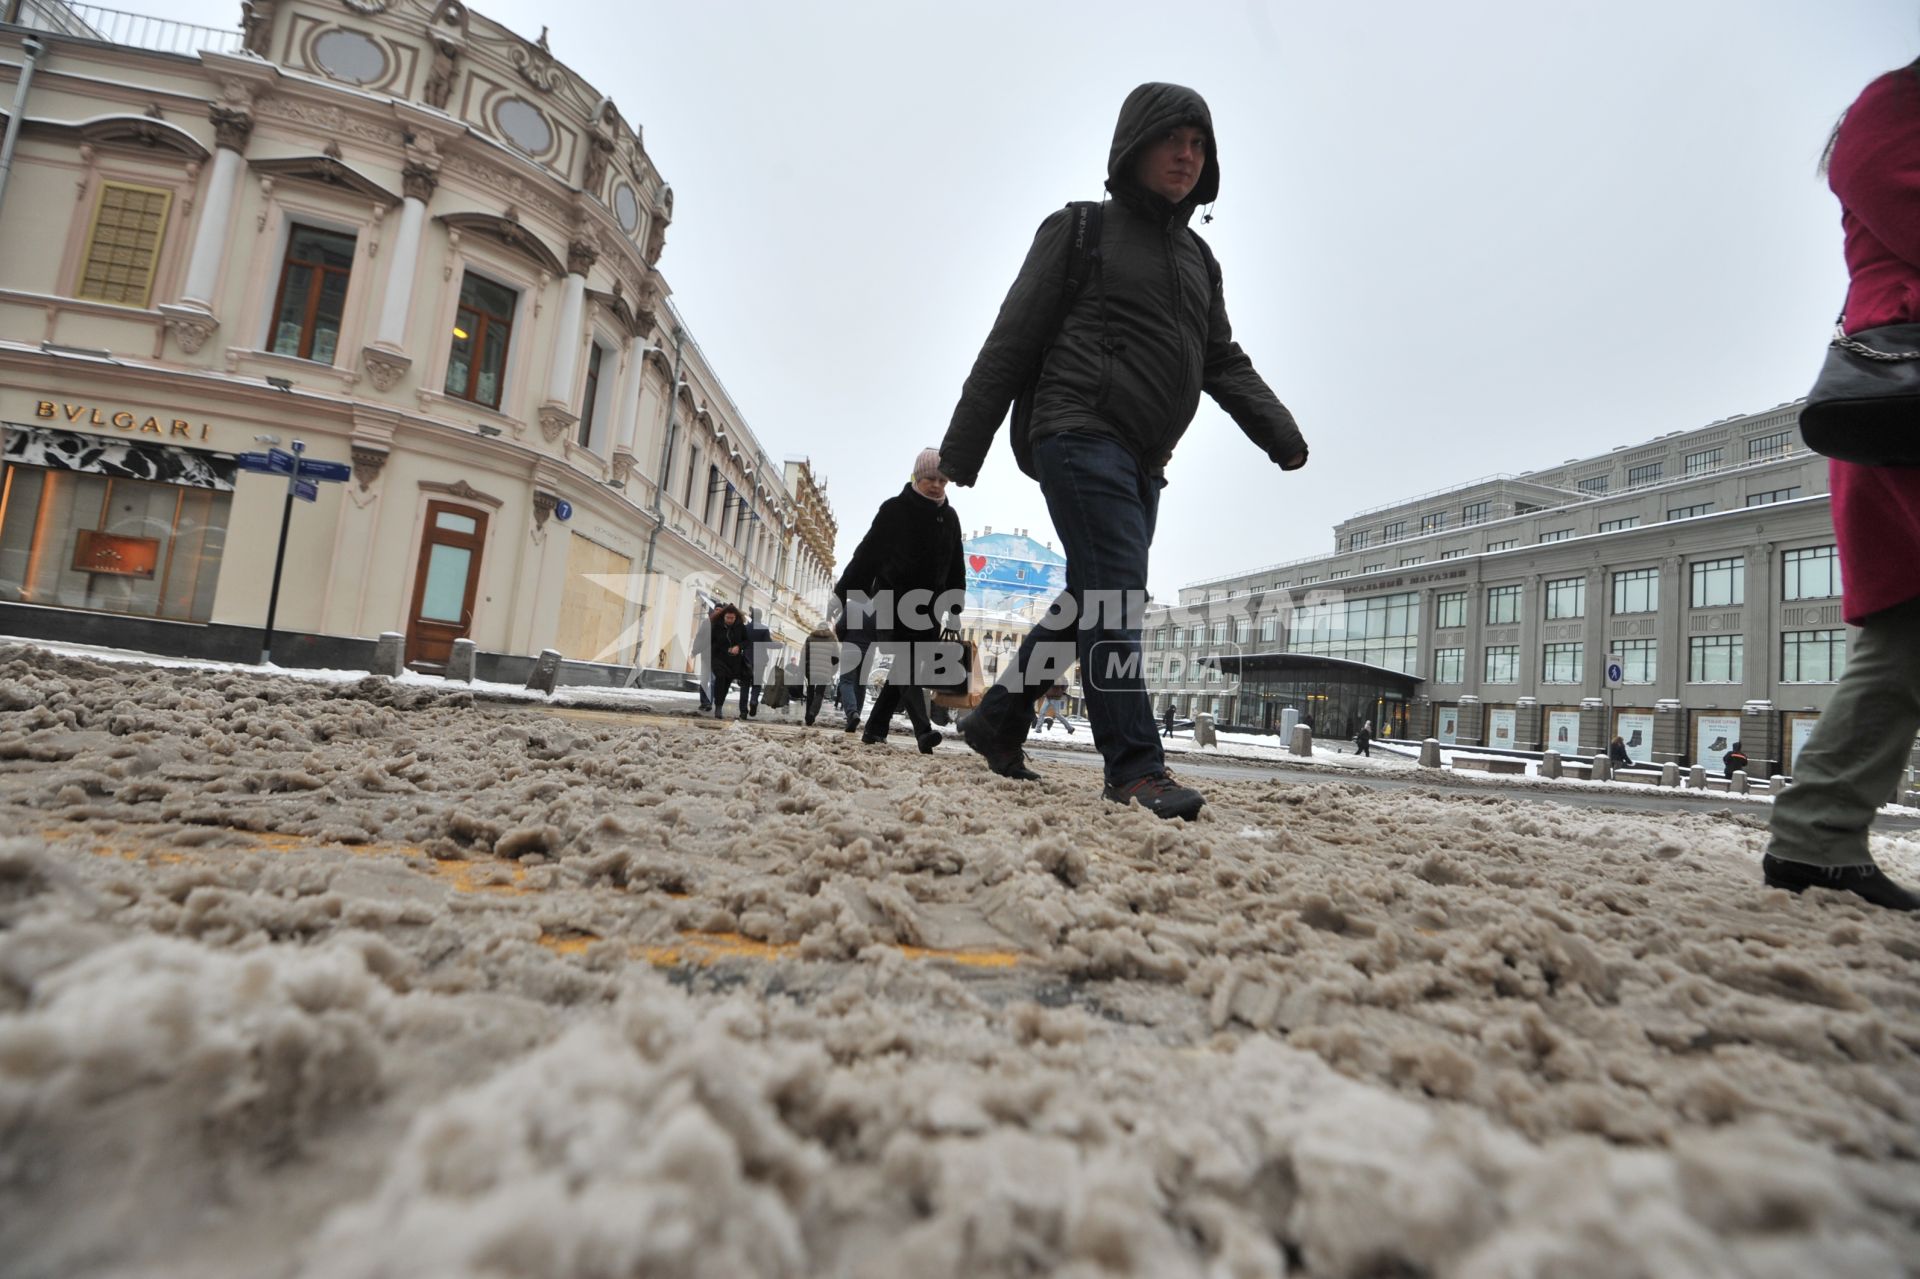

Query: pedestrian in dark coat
left=1723, top=742, right=1750, bottom=780
left=708, top=603, right=750, bottom=719
left=1162, top=704, right=1177, bottom=738
left=941, top=83, right=1308, bottom=819
left=1608, top=735, right=1632, bottom=768
left=1355, top=720, right=1373, bottom=757
left=832, top=448, right=967, bottom=753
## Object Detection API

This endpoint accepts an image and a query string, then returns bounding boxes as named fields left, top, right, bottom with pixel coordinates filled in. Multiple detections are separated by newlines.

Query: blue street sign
left=554, top=499, right=573, bottom=521
left=293, top=478, right=319, bottom=503
left=267, top=447, right=296, bottom=474
left=234, top=451, right=282, bottom=474
left=294, top=458, right=353, bottom=483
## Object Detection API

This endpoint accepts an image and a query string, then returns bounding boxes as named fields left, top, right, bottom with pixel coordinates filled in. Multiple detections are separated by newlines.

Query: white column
left=613, top=340, right=644, bottom=457
left=373, top=192, right=428, bottom=349
left=546, top=270, right=587, bottom=405
left=180, top=143, right=247, bottom=309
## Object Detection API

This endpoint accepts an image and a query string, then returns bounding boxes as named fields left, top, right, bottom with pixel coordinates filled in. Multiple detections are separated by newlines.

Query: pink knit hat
left=912, top=447, right=944, bottom=482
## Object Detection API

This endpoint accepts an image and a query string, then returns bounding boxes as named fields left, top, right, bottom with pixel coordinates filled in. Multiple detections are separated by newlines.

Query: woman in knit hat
left=828, top=447, right=967, bottom=752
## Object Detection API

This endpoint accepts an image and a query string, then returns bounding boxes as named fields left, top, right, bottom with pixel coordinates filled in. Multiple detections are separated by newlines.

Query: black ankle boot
left=1762, top=854, right=1920, bottom=912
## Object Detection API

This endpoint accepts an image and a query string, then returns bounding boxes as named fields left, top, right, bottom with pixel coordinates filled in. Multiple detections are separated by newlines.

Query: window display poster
left=1694, top=714, right=1744, bottom=774
left=1546, top=711, right=1581, bottom=755
left=1436, top=707, right=1459, bottom=746
left=1616, top=712, right=1655, bottom=765
left=1488, top=708, right=1516, bottom=749
left=1790, top=716, right=1819, bottom=776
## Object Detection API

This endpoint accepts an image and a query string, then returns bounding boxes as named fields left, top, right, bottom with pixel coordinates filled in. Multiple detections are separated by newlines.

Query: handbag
left=1800, top=319, right=1920, bottom=465
left=929, top=629, right=984, bottom=710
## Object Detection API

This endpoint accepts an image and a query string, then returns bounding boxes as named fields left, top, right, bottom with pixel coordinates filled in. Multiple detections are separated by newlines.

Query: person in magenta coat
left=1764, top=60, right=1920, bottom=911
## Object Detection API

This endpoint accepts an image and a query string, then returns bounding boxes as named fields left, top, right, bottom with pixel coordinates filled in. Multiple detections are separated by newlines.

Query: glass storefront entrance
left=0, top=426, right=233, bottom=623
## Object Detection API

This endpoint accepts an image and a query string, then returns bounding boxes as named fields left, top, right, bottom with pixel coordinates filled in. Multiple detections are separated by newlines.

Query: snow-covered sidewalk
left=3, top=639, right=1919, bottom=1276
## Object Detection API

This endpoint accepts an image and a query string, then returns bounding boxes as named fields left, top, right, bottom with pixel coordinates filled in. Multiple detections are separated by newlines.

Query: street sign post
left=237, top=439, right=355, bottom=664
left=1604, top=652, right=1624, bottom=737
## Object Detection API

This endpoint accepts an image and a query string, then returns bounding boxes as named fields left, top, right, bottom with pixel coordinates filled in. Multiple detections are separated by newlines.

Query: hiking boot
left=917, top=730, right=943, bottom=754
left=1104, top=772, right=1205, bottom=820
left=844, top=715, right=860, bottom=734
left=960, top=711, right=1040, bottom=781
left=1762, top=854, right=1920, bottom=912
left=861, top=729, right=887, bottom=746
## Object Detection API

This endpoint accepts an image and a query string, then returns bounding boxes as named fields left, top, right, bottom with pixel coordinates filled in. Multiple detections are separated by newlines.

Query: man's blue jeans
left=970, top=432, right=1163, bottom=786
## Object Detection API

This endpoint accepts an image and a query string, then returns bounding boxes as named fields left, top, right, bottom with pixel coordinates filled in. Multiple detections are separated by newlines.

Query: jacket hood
left=1106, top=82, right=1218, bottom=209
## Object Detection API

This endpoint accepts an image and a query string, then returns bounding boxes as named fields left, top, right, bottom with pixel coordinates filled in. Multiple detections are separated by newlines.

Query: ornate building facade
left=0, top=0, right=831, bottom=682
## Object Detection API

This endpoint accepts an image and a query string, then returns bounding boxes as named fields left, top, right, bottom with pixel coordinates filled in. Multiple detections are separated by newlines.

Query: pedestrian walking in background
left=1162, top=704, right=1177, bottom=738
left=708, top=603, right=750, bottom=720
left=942, top=82, right=1309, bottom=818
left=1608, top=735, right=1632, bottom=769
left=1723, top=741, right=1750, bottom=780
left=691, top=602, right=718, bottom=711
left=832, top=448, right=967, bottom=754
left=743, top=609, right=773, bottom=717
left=801, top=623, right=837, bottom=726
left=1763, top=58, right=1920, bottom=911
left=1355, top=719, right=1373, bottom=758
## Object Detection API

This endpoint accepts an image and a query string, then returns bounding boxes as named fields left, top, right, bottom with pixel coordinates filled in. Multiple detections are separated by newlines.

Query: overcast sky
left=162, top=0, right=1915, bottom=599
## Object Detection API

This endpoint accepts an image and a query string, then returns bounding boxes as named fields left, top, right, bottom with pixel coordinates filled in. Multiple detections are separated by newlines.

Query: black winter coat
left=833, top=485, right=967, bottom=640
left=940, top=82, right=1308, bottom=486
left=710, top=616, right=748, bottom=678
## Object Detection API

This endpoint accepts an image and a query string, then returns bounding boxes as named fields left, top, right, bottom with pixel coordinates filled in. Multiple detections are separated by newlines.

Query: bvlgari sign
left=33, top=399, right=213, bottom=442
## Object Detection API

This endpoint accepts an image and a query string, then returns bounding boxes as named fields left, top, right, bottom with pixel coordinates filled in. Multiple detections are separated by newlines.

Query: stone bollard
left=447, top=638, right=477, bottom=683
left=1688, top=765, right=1708, bottom=789
left=1731, top=768, right=1749, bottom=794
left=1770, top=774, right=1788, bottom=795
left=524, top=648, right=563, bottom=695
left=1539, top=751, right=1562, bottom=780
left=1590, top=753, right=1611, bottom=783
left=1289, top=724, right=1313, bottom=757
left=1661, top=762, right=1680, bottom=788
left=1194, top=713, right=1217, bottom=749
left=370, top=631, right=405, bottom=677
left=1418, top=737, right=1442, bottom=768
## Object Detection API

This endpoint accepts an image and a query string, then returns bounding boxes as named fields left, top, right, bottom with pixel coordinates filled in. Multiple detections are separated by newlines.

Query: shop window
left=0, top=435, right=232, bottom=623
left=445, top=272, right=517, bottom=408
left=76, top=181, right=173, bottom=307
left=269, top=223, right=356, bottom=363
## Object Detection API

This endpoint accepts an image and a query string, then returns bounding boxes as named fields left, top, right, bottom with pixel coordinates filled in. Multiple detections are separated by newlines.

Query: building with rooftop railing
left=0, top=0, right=833, bottom=683
left=1143, top=400, right=1910, bottom=781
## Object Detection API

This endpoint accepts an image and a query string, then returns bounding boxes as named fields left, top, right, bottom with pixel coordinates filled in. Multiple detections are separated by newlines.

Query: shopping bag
left=929, top=631, right=983, bottom=710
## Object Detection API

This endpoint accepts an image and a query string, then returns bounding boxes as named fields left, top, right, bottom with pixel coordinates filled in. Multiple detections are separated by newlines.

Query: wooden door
left=404, top=501, right=487, bottom=669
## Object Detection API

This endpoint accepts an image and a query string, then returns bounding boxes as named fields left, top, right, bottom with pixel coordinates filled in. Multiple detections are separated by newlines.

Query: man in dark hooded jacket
left=941, top=82, right=1308, bottom=820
